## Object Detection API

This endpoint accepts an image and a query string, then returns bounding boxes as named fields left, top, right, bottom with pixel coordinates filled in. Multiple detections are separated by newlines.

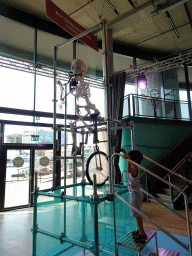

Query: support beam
left=0, top=2, right=165, bottom=60
left=184, top=2, right=192, bottom=29
left=151, top=0, right=189, bottom=16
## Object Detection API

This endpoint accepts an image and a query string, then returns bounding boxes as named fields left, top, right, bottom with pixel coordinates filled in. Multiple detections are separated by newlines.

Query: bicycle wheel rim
left=86, top=151, right=109, bottom=187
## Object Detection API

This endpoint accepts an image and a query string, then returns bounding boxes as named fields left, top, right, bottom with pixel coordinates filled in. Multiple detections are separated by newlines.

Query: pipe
left=69, top=0, right=95, bottom=16
left=56, top=22, right=102, bottom=49
left=102, top=19, right=112, bottom=194
left=166, top=11, right=180, bottom=38
left=114, top=192, right=189, bottom=252
left=53, top=46, right=57, bottom=189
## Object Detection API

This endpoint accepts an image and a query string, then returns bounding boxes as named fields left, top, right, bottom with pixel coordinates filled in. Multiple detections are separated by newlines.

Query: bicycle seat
left=90, top=112, right=100, bottom=119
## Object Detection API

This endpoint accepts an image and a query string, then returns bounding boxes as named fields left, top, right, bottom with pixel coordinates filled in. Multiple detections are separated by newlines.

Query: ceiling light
left=137, top=75, right=147, bottom=90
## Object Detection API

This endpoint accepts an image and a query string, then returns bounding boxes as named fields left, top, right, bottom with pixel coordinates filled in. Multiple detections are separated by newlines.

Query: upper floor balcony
left=123, top=94, right=192, bottom=121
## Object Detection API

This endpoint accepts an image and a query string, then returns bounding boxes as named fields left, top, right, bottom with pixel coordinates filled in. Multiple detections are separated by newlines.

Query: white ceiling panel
left=1, top=0, right=192, bottom=57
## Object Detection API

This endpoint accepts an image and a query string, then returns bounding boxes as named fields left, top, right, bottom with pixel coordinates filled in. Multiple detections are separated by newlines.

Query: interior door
left=5, top=149, right=30, bottom=208
left=35, top=149, right=53, bottom=190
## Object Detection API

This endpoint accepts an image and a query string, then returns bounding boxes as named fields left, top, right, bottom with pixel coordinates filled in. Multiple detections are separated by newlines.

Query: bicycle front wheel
left=86, top=151, right=109, bottom=186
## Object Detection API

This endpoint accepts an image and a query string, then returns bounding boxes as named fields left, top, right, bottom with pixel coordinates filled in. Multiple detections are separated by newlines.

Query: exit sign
left=31, top=135, right=39, bottom=141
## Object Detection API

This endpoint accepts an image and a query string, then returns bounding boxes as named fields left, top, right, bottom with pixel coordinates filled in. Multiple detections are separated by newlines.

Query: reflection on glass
left=5, top=149, right=30, bottom=208
left=36, top=75, right=54, bottom=113
left=35, top=150, right=53, bottom=190
left=0, top=67, right=34, bottom=110
left=1, top=16, right=34, bottom=61
left=4, top=125, right=53, bottom=144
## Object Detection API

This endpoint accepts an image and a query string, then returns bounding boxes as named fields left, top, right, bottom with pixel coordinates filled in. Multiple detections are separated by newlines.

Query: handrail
left=142, top=155, right=192, bottom=185
left=126, top=93, right=190, bottom=104
left=164, top=152, right=192, bottom=179
left=140, top=187, right=192, bottom=225
left=111, top=153, right=192, bottom=255
left=114, top=192, right=189, bottom=252
left=123, top=93, right=192, bottom=121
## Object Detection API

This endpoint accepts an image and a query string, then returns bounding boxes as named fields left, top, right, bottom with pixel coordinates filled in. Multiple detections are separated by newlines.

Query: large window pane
left=4, top=125, right=53, bottom=144
left=36, top=75, right=54, bottom=112
left=0, top=16, right=34, bottom=61
left=0, top=67, right=34, bottom=110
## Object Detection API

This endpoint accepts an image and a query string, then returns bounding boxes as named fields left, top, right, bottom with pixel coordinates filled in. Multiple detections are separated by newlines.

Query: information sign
left=13, top=157, right=24, bottom=167
left=45, top=0, right=98, bottom=51
left=31, top=135, right=39, bottom=141
left=40, top=157, right=49, bottom=167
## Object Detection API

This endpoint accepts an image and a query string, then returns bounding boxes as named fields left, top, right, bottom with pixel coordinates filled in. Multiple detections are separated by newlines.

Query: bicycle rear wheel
left=86, top=151, right=109, bottom=186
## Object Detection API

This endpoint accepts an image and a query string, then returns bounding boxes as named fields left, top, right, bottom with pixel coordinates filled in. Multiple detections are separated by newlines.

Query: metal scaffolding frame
left=30, top=17, right=192, bottom=256
left=0, top=55, right=104, bottom=88
left=52, top=21, right=104, bottom=190
left=126, top=50, right=192, bottom=80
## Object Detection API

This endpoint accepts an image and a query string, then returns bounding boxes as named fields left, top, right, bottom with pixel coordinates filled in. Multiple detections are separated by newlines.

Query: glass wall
left=0, top=67, right=34, bottom=110
left=36, top=75, right=54, bottom=113
left=5, top=149, right=30, bottom=208
left=4, top=125, right=53, bottom=144
left=0, top=15, right=34, bottom=61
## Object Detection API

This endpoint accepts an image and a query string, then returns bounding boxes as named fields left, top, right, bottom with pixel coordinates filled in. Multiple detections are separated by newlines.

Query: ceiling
left=1, top=0, right=192, bottom=60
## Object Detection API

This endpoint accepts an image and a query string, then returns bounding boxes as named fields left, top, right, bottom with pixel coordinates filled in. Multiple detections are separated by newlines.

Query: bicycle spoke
left=86, top=151, right=109, bottom=186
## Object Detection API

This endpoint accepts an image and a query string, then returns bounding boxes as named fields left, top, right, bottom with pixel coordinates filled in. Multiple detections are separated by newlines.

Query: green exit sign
left=31, top=135, right=39, bottom=141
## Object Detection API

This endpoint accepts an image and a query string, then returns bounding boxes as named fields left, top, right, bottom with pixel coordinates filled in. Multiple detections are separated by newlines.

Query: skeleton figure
left=70, top=58, right=100, bottom=155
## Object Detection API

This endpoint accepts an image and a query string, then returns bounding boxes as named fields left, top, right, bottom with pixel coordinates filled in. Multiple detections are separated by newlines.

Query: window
left=0, top=67, right=34, bottom=110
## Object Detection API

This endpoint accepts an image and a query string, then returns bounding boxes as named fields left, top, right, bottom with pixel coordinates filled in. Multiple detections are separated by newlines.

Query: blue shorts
left=129, top=190, right=143, bottom=217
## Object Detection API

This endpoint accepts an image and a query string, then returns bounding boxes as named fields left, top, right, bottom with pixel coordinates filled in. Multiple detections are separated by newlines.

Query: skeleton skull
left=71, top=58, right=88, bottom=77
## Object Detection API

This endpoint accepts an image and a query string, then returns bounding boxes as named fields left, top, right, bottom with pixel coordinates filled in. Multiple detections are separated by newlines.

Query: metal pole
left=33, top=28, right=37, bottom=123
left=32, top=172, right=38, bottom=256
left=130, top=121, right=135, bottom=150
left=63, top=78, right=67, bottom=240
left=53, top=46, right=57, bottom=189
left=93, top=175, right=99, bottom=255
left=56, top=23, right=102, bottom=49
left=64, top=82, right=67, bottom=195
left=82, top=129, right=85, bottom=183
left=102, top=19, right=112, bottom=194
left=73, top=40, right=77, bottom=185
left=113, top=197, right=118, bottom=256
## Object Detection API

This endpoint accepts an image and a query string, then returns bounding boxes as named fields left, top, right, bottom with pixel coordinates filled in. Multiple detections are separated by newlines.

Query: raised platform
left=117, top=229, right=157, bottom=252
left=149, top=247, right=180, bottom=256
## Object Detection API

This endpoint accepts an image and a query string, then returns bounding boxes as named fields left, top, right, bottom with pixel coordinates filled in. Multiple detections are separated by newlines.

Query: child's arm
left=122, top=149, right=138, bottom=177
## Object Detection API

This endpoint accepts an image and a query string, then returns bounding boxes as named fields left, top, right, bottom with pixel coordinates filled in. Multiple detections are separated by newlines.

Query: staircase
left=149, top=188, right=173, bottom=208
left=114, top=191, right=185, bottom=256
left=147, top=136, right=192, bottom=210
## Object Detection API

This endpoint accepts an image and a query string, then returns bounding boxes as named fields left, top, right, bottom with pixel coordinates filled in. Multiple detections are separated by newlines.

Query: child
left=121, top=148, right=147, bottom=242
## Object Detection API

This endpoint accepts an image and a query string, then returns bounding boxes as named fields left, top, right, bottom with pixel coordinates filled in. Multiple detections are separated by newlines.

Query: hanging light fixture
left=137, top=75, right=147, bottom=90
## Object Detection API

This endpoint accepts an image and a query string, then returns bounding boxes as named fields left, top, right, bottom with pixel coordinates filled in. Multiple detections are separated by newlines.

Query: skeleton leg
left=76, top=105, right=93, bottom=133
left=84, top=94, right=100, bottom=115
left=70, top=121, right=81, bottom=156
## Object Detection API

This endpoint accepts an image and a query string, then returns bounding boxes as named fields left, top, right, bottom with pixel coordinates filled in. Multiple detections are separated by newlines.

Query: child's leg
left=136, top=216, right=146, bottom=236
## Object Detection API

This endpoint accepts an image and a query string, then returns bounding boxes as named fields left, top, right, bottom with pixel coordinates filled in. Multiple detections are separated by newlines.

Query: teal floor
left=33, top=185, right=191, bottom=256
left=34, top=185, right=137, bottom=255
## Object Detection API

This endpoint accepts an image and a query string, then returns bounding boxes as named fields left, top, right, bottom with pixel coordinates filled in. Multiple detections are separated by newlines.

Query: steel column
left=53, top=46, right=57, bottom=189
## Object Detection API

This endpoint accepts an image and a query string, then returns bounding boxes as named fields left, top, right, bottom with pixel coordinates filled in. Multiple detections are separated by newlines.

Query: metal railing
left=111, top=153, right=192, bottom=255
left=163, top=152, right=192, bottom=205
left=123, top=94, right=191, bottom=121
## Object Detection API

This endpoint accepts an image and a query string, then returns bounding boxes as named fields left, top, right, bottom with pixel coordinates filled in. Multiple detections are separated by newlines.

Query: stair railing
left=111, top=153, right=192, bottom=256
left=141, top=155, right=192, bottom=185
left=144, top=154, right=192, bottom=208
left=164, top=153, right=192, bottom=204
left=164, top=152, right=192, bottom=180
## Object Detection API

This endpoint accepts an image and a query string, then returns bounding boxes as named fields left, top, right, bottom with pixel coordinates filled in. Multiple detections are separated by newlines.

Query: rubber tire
left=86, top=151, right=109, bottom=187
